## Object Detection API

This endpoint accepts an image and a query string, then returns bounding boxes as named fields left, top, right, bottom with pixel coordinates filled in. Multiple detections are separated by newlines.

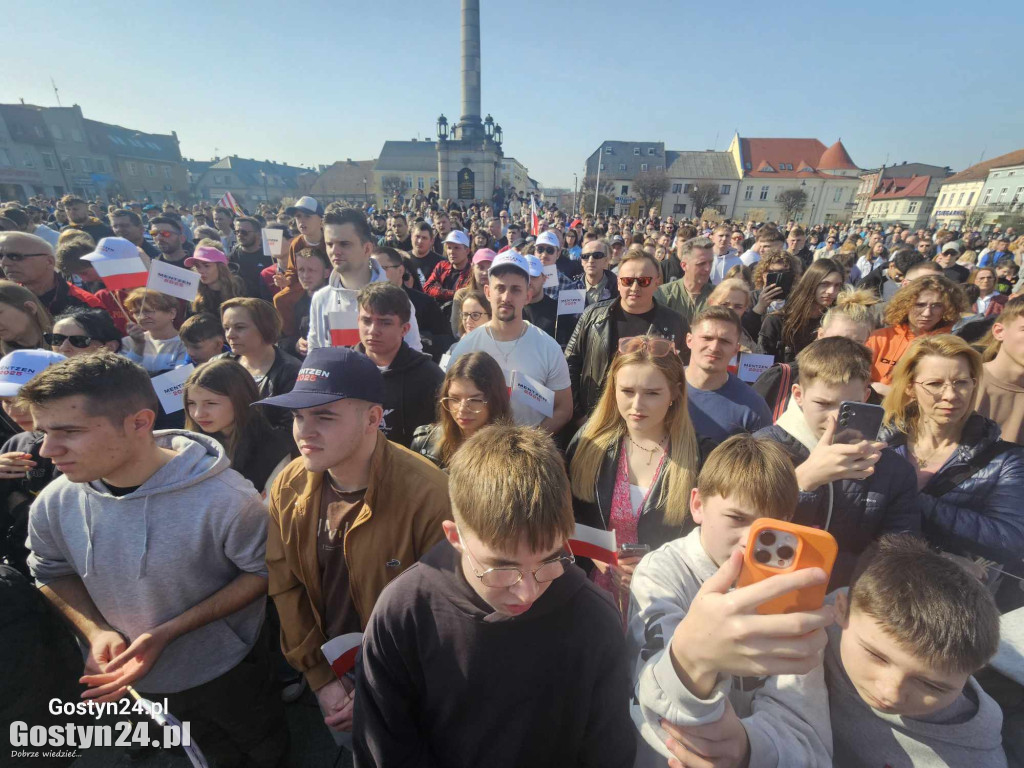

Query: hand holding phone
left=794, top=414, right=886, bottom=493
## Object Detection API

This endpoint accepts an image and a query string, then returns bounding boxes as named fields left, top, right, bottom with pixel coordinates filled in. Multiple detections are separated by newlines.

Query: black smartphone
left=764, top=270, right=794, bottom=298
left=618, top=543, right=651, bottom=559
left=832, top=401, right=885, bottom=445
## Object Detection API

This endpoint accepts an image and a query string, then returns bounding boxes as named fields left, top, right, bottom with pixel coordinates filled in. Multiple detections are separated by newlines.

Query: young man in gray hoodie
left=23, top=352, right=286, bottom=767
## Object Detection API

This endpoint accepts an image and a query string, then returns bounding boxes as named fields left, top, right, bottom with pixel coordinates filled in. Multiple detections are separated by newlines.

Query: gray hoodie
left=27, top=430, right=268, bottom=693
left=825, top=599, right=1006, bottom=768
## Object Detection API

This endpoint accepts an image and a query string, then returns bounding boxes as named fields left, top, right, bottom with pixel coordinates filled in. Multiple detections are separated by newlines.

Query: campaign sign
left=542, top=264, right=558, bottom=289
left=557, top=289, right=586, bottom=316
left=152, top=365, right=194, bottom=414
left=262, top=228, right=285, bottom=257
left=147, top=260, right=200, bottom=302
left=736, top=353, right=775, bottom=383
left=509, top=370, right=554, bottom=418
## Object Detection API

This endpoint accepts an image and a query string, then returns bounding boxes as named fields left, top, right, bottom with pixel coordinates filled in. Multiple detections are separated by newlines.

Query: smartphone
left=618, top=543, right=651, bottom=559
left=832, top=401, right=885, bottom=445
left=764, top=270, right=794, bottom=298
left=737, top=519, right=838, bottom=614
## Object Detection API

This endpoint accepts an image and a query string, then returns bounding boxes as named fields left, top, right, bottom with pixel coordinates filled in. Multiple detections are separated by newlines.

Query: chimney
left=460, top=0, right=481, bottom=127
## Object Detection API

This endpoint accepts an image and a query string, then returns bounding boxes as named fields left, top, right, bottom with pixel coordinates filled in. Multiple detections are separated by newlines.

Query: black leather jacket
left=565, top=297, right=689, bottom=421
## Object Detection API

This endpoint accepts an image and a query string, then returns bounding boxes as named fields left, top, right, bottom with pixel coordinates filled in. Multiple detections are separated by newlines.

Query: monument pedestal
left=437, top=140, right=501, bottom=204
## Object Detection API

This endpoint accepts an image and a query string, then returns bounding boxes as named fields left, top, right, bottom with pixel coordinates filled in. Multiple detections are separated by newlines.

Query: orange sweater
left=865, top=323, right=952, bottom=384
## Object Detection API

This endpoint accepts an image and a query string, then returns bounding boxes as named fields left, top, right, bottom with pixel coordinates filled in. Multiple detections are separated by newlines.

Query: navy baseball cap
left=255, top=347, right=384, bottom=410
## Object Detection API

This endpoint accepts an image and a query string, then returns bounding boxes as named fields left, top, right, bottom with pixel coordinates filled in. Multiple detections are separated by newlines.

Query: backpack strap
left=923, top=440, right=1011, bottom=498
left=772, top=364, right=792, bottom=423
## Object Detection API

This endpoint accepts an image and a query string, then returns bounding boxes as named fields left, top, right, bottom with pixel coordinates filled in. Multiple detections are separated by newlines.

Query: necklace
left=627, top=434, right=667, bottom=466
left=485, top=324, right=527, bottom=367
left=911, top=440, right=951, bottom=469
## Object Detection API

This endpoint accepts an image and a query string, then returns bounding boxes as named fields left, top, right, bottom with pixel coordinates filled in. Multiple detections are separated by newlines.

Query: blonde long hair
left=569, top=338, right=699, bottom=525
left=882, top=335, right=983, bottom=436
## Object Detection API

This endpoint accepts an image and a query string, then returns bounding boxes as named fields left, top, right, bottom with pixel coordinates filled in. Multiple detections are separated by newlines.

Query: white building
left=976, top=160, right=1024, bottom=227
left=584, top=141, right=667, bottom=215
left=728, top=134, right=861, bottom=225
left=661, top=151, right=740, bottom=218
left=499, top=157, right=530, bottom=193
left=864, top=175, right=944, bottom=228
left=933, top=149, right=1024, bottom=230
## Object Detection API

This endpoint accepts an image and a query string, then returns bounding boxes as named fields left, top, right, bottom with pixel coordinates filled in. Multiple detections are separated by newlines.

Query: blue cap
left=255, top=347, right=384, bottom=410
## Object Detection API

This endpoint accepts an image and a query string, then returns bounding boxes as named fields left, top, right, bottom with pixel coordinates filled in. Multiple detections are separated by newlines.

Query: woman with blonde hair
left=0, top=280, right=51, bottom=355
left=865, top=274, right=965, bottom=389
left=186, top=243, right=245, bottom=317
left=880, top=335, right=1024, bottom=567
left=566, top=335, right=704, bottom=614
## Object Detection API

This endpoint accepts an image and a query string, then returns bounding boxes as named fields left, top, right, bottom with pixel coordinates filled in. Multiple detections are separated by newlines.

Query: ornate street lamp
left=494, top=124, right=503, bottom=145
left=437, top=115, right=449, bottom=141
left=484, top=114, right=494, bottom=139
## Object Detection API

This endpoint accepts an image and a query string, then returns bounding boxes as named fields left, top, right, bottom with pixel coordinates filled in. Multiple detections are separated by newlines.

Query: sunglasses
left=618, top=336, right=676, bottom=356
left=0, top=252, right=49, bottom=262
left=535, top=245, right=558, bottom=255
left=581, top=252, right=607, bottom=261
left=44, top=333, right=97, bottom=348
left=150, top=230, right=178, bottom=238
left=619, top=276, right=654, bottom=288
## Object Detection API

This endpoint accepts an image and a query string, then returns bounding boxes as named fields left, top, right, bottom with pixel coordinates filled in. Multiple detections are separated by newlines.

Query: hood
left=360, top=341, right=431, bottom=375
left=420, top=538, right=590, bottom=625
left=327, top=258, right=385, bottom=290
left=77, top=430, right=230, bottom=578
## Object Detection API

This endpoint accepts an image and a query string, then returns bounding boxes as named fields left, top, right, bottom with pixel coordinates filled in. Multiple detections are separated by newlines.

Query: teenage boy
left=259, top=347, right=450, bottom=739
left=821, top=534, right=1005, bottom=768
left=178, top=312, right=228, bottom=364
left=354, top=424, right=636, bottom=767
left=978, top=296, right=1024, bottom=444
left=686, top=306, right=772, bottom=443
left=278, top=246, right=331, bottom=357
left=356, top=283, right=444, bottom=447
left=231, top=215, right=275, bottom=299
left=23, top=353, right=286, bottom=766
left=628, top=434, right=834, bottom=767
left=753, top=337, right=919, bottom=587
left=447, top=251, right=573, bottom=433
left=374, top=245, right=454, bottom=361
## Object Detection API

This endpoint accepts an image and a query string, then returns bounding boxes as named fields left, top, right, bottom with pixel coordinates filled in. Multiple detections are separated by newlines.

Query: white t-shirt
left=449, top=321, right=571, bottom=426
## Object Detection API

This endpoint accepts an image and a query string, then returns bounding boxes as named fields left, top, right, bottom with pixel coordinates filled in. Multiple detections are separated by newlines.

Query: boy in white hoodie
left=628, top=433, right=834, bottom=767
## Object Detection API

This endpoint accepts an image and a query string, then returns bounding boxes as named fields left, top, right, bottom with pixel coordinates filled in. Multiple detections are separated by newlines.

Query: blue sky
left=4, top=0, right=1020, bottom=189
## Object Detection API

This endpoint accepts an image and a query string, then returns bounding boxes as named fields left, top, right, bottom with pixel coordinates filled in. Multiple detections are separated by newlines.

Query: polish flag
left=217, top=191, right=244, bottom=216
left=321, top=633, right=363, bottom=679
left=530, top=196, right=540, bottom=236
left=89, top=256, right=149, bottom=291
left=569, top=523, right=618, bottom=564
left=329, top=307, right=359, bottom=347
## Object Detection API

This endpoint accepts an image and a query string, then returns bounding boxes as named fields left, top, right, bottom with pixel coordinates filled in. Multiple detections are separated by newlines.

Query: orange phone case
left=736, top=519, right=838, bottom=614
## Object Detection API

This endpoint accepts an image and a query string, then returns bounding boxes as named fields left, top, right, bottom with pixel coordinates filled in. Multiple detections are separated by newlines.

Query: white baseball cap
left=489, top=251, right=531, bottom=279
left=444, top=230, right=471, bottom=248
left=523, top=253, right=544, bottom=278
left=0, top=349, right=67, bottom=397
left=535, top=231, right=560, bottom=249
left=82, top=237, right=139, bottom=262
left=285, top=196, right=324, bottom=216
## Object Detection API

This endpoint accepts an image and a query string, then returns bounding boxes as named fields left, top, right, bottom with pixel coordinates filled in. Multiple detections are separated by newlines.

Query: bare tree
left=381, top=175, right=409, bottom=200
left=580, top=175, right=614, bottom=214
left=777, top=188, right=809, bottom=220
left=689, top=182, right=723, bottom=219
left=632, top=170, right=671, bottom=214
left=745, top=208, right=768, bottom=223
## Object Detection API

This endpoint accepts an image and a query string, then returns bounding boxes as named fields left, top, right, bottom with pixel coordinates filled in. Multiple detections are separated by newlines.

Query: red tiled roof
left=942, top=148, right=1024, bottom=184
left=870, top=175, right=931, bottom=200
left=818, top=140, right=858, bottom=171
left=738, top=138, right=854, bottom=179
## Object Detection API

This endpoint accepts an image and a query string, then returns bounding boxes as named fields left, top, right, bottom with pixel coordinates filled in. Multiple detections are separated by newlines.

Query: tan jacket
left=267, top=431, right=451, bottom=690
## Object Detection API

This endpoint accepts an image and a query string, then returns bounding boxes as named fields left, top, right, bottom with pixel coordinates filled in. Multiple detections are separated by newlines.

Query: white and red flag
left=569, top=523, right=618, bottom=564
left=530, top=196, right=540, bottom=236
left=217, top=191, right=244, bottom=216
left=83, top=241, right=148, bottom=291
left=329, top=307, right=360, bottom=347
left=322, top=633, right=363, bottom=679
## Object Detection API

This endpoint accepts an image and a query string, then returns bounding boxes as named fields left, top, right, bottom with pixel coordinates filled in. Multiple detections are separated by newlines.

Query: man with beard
left=230, top=216, right=275, bottom=298
left=110, top=209, right=160, bottom=260
left=407, top=221, right=442, bottom=288
left=59, top=195, right=114, bottom=243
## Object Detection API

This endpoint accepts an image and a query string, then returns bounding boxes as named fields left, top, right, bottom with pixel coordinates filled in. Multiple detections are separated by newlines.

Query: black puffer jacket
left=881, top=413, right=1024, bottom=564
left=755, top=424, right=921, bottom=588
left=565, top=297, right=689, bottom=421
left=0, top=431, right=58, bottom=577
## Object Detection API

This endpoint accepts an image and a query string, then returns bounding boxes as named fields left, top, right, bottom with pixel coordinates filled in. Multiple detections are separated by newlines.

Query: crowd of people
left=1, top=189, right=1023, bottom=767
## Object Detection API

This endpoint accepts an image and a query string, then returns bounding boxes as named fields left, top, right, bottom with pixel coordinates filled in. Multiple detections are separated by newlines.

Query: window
left=967, top=192, right=975, bottom=205
left=744, top=162, right=752, bottom=171
left=128, top=161, right=138, bottom=176
left=23, top=153, right=35, bottom=168
left=145, top=164, right=156, bottom=177
left=621, top=185, right=629, bottom=195
left=640, top=163, right=648, bottom=172
left=939, top=193, right=947, bottom=206
left=417, top=177, right=425, bottom=190
left=908, top=202, right=919, bottom=214
left=957, top=192, right=965, bottom=204
left=404, top=175, right=412, bottom=189
left=70, top=129, right=83, bottom=142
left=672, top=204, right=687, bottom=214
left=648, top=147, right=656, bottom=156
left=633, top=147, right=641, bottom=156
left=720, top=184, right=731, bottom=195
left=604, top=147, right=614, bottom=155
left=80, top=158, right=90, bottom=172
left=671, top=183, right=682, bottom=194
left=618, top=163, right=626, bottom=171
left=999, top=187, right=1008, bottom=201
left=683, top=184, right=693, bottom=194
left=599, top=163, right=605, bottom=171
left=983, top=189, right=993, bottom=204
left=744, top=185, right=753, bottom=201
left=62, top=157, right=74, bottom=172
left=50, top=125, right=63, bottom=140
left=1016, top=186, right=1024, bottom=200
left=42, top=153, right=55, bottom=170
left=656, top=165, right=663, bottom=171
left=162, top=166, right=171, bottom=179
left=833, top=188, right=843, bottom=202
left=759, top=185, right=769, bottom=200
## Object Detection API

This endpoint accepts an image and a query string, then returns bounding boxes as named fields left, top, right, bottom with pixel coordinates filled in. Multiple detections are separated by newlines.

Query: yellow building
left=933, top=148, right=1024, bottom=230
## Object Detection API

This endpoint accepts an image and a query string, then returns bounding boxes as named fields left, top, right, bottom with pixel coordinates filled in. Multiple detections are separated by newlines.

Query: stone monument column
left=460, top=0, right=481, bottom=135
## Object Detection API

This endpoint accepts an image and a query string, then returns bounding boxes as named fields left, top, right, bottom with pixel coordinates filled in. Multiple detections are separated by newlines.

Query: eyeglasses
left=619, top=276, right=654, bottom=288
left=535, top=245, right=557, bottom=255
left=441, top=396, right=488, bottom=414
left=0, top=252, right=49, bottom=262
left=458, top=524, right=575, bottom=589
left=914, top=378, right=975, bottom=398
left=44, top=333, right=96, bottom=348
left=618, top=336, right=676, bottom=356
left=911, top=302, right=946, bottom=313
left=581, top=252, right=607, bottom=261
left=460, top=310, right=487, bottom=323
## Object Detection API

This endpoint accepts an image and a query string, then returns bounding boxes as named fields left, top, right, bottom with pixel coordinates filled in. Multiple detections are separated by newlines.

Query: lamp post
left=260, top=169, right=269, bottom=202
left=437, top=114, right=449, bottom=142
left=593, top=146, right=604, bottom=217
left=573, top=173, right=578, bottom=214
